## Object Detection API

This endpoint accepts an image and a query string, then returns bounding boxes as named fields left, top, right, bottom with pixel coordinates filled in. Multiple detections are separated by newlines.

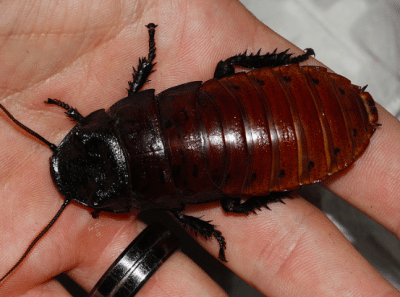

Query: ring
left=89, top=223, right=179, bottom=297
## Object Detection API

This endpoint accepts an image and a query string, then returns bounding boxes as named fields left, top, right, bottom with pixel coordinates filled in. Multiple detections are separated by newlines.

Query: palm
left=1, top=1, right=399, bottom=296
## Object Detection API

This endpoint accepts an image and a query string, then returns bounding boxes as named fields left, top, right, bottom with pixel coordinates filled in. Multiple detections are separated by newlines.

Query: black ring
left=89, top=223, right=179, bottom=297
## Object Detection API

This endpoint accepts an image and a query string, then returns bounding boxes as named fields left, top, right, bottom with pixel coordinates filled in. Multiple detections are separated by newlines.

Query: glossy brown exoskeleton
left=0, top=23, right=378, bottom=282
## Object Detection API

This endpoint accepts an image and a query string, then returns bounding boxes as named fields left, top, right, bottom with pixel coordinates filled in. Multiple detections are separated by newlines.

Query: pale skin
left=0, top=1, right=399, bottom=296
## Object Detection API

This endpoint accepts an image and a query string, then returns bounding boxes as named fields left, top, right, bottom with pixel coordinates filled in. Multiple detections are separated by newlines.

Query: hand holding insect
left=0, top=1, right=399, bottom=296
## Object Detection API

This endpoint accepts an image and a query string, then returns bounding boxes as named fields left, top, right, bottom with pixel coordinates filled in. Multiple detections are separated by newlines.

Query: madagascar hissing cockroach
left=0, top=23, right=379, bottom=282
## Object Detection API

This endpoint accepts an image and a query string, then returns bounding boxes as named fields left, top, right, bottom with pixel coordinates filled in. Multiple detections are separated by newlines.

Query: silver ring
left=89, top=223, right=179, bottom=297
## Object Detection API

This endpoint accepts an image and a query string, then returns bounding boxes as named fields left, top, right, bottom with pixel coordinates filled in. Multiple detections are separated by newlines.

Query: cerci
left=0, top=23, right=379, bottom=282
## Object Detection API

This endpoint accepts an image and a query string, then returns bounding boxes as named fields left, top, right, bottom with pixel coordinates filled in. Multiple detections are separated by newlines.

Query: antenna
left=0, top=198, right=71, bottom=283
left=0, top=104, right=57, bottom=152
left=0, top=103, right=66, bottom=282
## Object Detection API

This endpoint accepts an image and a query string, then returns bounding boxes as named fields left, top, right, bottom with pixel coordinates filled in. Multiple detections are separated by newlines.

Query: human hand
left=0, top=1, right=399, bottom=296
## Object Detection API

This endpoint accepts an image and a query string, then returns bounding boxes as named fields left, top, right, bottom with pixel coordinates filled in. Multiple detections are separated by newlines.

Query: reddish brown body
left=198, top=64, right=378, bottom=195
left=114, top=63, right=378, bottom=211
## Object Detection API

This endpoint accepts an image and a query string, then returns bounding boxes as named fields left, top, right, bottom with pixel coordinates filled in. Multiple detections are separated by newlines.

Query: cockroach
left=0, top=23, right=379, bottom=282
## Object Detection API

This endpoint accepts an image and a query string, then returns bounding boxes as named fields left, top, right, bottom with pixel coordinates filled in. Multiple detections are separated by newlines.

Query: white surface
left=242, top=0, right=400, bottom=116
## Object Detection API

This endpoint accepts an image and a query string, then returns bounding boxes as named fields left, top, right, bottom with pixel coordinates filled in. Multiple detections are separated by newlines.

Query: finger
left=185, top=197, right=399, bottom=296
left=20, top=278, right=72, bottom=297
left=66, top=220, right=228, bottom=296
left=324, top=105, right=400, bottom=237
left=132, top=253, right=228, bottom=297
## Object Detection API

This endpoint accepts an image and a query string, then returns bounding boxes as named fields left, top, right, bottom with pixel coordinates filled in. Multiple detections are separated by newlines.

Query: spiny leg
left=127, top=23, right=158, bottom=96
left=45, top=98, right=84, bottom=122
left=45, top=24, right=158, bottom=120
left=221, top=193, right=289, bottom=215
left=214, top=48, right=315, bottom=79
left=170, top=209, right=227, bottom=262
